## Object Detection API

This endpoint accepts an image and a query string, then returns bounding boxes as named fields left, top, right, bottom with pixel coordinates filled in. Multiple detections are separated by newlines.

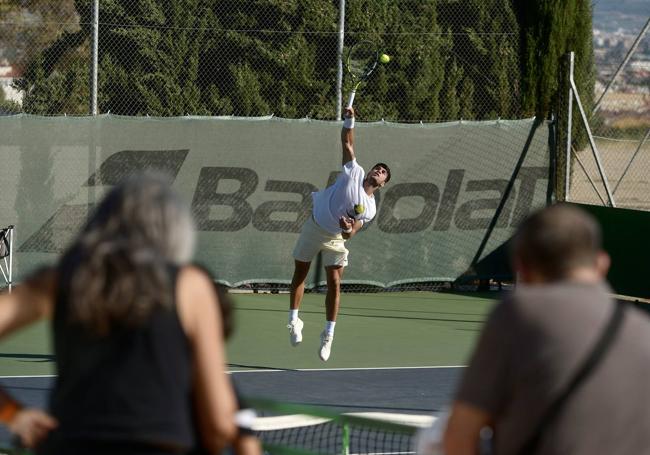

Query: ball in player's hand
left=380, top=53, right=390, bottom=64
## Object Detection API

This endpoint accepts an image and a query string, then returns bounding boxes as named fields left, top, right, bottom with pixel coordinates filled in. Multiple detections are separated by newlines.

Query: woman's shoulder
left=175, top=265, right=220, bottom=336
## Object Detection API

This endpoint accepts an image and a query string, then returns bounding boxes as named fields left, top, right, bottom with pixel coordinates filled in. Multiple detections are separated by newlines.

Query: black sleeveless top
left=41, top=266, right=196, bottom=453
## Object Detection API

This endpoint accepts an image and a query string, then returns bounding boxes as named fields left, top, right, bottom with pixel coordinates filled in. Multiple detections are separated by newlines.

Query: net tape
left=243, top=398, right=433, bottom=455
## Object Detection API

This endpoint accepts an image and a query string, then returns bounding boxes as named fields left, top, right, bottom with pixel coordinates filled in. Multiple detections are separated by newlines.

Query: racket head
left=346, top=40, right=379, bottom=82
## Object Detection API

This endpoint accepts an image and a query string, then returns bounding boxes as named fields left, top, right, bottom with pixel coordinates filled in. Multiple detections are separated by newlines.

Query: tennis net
left=243, top=398, right=434, bottom=455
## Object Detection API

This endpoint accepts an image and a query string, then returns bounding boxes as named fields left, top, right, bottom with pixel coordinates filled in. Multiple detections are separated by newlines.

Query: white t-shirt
left=312, top=159, right=377, bottom=235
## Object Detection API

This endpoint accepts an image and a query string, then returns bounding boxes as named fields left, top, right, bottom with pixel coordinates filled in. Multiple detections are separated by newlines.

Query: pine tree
left=345, top=0, right=445, bottom=121
left=13, top=0, right=594, bottom=122
left=436, top=0, right=520, bottom=120
left=441, top=58, right=463, bottom=120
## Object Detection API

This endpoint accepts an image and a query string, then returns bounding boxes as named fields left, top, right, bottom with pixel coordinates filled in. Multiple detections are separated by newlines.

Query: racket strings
left=348, top=57, right=373, bottom=77
left=347, top=43, right=378, bottom=80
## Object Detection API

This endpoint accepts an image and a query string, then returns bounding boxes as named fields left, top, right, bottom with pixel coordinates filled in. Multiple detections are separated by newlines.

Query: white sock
left=289, top=310, right=299, bottom=323
left=325, top=321, right=336, bottom=337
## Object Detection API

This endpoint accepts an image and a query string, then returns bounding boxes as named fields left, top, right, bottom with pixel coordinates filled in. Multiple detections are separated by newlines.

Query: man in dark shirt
left=443, top=204, right=650, bottom=455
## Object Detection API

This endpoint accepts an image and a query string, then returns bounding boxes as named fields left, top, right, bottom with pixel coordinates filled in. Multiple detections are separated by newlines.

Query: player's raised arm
left=341, top=107, right=356, bottom=165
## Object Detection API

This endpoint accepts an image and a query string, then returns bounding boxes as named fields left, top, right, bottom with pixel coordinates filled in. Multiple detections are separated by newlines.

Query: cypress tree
left=515, top=0, right=595, bottom=118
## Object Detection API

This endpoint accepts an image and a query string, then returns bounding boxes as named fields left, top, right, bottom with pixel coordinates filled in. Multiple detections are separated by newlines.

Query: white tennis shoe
left=288, top=318, right=304, bottom=346
left=319, top=331, right=334, bottom=361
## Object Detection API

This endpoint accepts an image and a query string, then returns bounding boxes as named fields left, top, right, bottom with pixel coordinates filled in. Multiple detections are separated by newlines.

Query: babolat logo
left=19, top=150, right=548, bottom=253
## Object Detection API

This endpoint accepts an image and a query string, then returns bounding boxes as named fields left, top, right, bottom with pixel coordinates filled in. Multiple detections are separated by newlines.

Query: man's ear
left=513, top=256, right=535, bottom=284
left=513, top=256, right=524, bottom=283
left=596, top=251, right=610, bottom=278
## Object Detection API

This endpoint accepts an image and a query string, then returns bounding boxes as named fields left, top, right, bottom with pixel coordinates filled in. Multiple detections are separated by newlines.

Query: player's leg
left=290, top=260, right=311, bottom=312
left=324, top=265, right=343, bottom=322
left=288, top=260, right=309, bottom=347
left=320, top=265, right=344, bottom=362
left=319, top=239, right=348, bottom=361
left=289, top=217, right=321, bottom=346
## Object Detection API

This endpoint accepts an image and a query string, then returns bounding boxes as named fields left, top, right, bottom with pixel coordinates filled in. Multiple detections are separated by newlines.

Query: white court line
left=0, top=374, right=56, bottom=379
left=229, top=365, right=466, bottom=373
left=0, top=365, right=466, bottom=379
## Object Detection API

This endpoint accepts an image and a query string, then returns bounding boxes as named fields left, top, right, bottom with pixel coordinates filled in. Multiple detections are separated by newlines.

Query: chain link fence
left=0, top=0, right=548, bottom=293
left=566, top=12, right=650, bottom=211
left=1, top=0, right=521, bottom=122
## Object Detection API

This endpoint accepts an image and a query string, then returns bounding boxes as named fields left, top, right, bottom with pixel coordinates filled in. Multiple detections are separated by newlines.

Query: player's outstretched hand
left=8, top=408, right=58, bottom=448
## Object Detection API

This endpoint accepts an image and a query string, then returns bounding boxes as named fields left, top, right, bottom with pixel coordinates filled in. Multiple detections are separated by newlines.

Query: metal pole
left=569, top=74, right=616, bottom=207
left=565, top=52, right=574, bottom=202
left=592, top=16, right=650, bottom=116
left=90, top=0, right=99, bottom=115
left=8, top=226, right=13, bottom=293
left=335, top=0, right=345, bottom=120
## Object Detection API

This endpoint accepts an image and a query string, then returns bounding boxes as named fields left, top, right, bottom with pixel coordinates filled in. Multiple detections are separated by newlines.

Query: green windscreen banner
left=573, top=203, right=650, bottom=300
left=0, top=115, right=551, bottom=287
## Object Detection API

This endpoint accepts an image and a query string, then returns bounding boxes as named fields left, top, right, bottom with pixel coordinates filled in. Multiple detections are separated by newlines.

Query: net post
left=341, top=421, right=350, bottom=455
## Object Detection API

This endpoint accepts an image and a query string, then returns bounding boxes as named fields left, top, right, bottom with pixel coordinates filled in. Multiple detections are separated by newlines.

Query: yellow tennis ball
left=379, top=53, right=390, bottom=64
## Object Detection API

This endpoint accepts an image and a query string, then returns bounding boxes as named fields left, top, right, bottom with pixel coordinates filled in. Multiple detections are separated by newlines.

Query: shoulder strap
left=516, top=301, right=626, bottom=455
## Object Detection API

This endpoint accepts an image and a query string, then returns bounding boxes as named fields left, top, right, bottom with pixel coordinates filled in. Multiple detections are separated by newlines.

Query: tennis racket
left=345, top=40, right=379, bottom=108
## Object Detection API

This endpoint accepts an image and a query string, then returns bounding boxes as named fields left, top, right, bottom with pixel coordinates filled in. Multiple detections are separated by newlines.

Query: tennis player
left=288, top=106, right=390, bottom=361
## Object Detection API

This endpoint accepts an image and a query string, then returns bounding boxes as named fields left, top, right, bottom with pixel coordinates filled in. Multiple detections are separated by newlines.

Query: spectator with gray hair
left=0, top=174, right=238, bottom=454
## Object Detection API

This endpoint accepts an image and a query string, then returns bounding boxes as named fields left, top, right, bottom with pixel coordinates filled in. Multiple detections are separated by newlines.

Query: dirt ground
left=569, top=136, right=650, bottom=211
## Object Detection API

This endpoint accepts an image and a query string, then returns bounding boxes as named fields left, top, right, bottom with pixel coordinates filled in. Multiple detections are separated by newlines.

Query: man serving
left=287, top=107, right=390, bottom=361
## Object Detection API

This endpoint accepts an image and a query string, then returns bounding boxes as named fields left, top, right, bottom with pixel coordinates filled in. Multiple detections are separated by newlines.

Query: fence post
left=90, top=0, right=99, bottom=115
left=8, top=227, right=13, bottom=293
left=568, top=57, right=616, bottom=207
left=565, top=52, right=574, bottom=202
left=335, top=0, right=345, bottom=121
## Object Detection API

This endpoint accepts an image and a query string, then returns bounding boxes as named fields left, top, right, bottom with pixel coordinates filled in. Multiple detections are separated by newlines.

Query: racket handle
left=346, top=90, right=356, bottom=109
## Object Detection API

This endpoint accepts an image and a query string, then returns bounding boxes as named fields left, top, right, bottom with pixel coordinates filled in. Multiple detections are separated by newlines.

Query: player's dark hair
left=512, top=203, right=602, bottom=281
left=373, top=162, right=391, bottom=183
left=58, top=173, right=196, bottom=335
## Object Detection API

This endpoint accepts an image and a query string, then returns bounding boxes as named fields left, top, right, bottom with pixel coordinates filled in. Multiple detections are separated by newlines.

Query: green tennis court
left=0, top=290, right=497, bottom=449
left=0, top=291, right=496, bottom=376
left=228, top=291, right=496, bottom=370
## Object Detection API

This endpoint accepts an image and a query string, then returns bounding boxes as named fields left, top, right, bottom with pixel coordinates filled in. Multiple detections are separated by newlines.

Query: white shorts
left=292, top=216, right=349, bottom=267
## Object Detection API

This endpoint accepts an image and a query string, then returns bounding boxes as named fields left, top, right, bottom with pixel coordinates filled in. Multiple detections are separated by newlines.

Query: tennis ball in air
left=379, top=53, right=390, bottom=64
